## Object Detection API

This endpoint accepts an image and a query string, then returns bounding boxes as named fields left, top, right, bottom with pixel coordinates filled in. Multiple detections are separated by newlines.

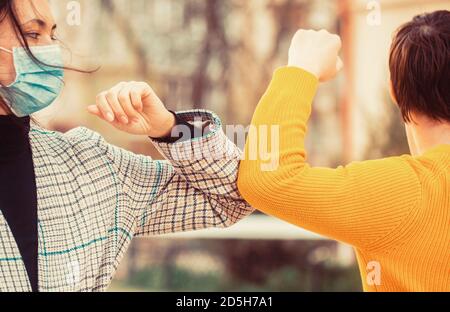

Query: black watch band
left=150, top=111, right=199, bottom=144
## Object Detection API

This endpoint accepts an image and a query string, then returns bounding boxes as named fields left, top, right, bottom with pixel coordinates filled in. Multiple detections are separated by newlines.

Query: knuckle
left=139, top=81, right=149, bottom=88
left=105, top=91, right=115, bottom=99
left=118, top=93, right=128, bottom=103
left=95, top=93, right=104, bottom=101
left=131, top=90, right=140, bottom=99
left=116, top=81, right=126, bottom=88
left=122, top=82, right=132, bottom=89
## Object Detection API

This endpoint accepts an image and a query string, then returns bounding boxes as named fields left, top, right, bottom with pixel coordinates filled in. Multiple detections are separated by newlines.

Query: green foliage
left=127, top=266, right=222, bottom=292
left=122, top=263, right=362, bottom=292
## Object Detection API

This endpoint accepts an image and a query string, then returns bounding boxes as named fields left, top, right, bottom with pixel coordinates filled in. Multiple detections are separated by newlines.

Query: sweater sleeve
left=238, top=67, right=422, bottom=250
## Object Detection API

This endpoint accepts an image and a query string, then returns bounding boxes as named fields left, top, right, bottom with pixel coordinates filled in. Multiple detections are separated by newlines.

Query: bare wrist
left=149, top=110, right=176, bottom=138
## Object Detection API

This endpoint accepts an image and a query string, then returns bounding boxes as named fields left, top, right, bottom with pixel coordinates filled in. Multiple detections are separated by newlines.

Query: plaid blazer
left=0, top=110, right=253, bottom=292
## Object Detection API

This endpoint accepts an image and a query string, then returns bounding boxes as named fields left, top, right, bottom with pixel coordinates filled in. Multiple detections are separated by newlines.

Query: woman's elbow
left=237, top=169, right=254, bottom=203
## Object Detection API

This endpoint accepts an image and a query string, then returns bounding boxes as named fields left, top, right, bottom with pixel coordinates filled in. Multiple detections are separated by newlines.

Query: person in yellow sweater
left=238, top=10, right=450, bottom=292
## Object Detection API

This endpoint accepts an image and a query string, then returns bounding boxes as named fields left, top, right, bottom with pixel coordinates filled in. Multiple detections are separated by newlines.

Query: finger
left=95, top=92, right=115, bottom=122
left=87, top=105, right=102, bottom=117
left=130, top=86, right=143, bottom=112
left=88, top=105, right=123, bottom=129
left=118, top=83, right=140, bottom=121
left=104, top=83, right=130, bottom=124
left=136, top=81, right=161, bottom=108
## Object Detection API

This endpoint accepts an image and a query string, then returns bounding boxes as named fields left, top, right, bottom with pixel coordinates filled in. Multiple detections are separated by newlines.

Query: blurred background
left=37, top=0, right=449, bottom=291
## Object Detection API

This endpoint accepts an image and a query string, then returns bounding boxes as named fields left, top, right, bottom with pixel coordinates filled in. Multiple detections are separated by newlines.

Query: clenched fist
left=87, top=81, right=176, bottom=138
left=288, top=29, right=343, bottom=82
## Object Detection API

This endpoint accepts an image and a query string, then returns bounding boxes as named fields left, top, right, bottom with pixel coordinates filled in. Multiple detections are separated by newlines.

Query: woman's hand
left=288, top=29, right=343, bottom=82
left=87, top=81, right=176, bottom=138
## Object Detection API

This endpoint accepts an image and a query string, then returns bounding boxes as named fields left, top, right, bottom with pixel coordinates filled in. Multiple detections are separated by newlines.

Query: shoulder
left=29, top=123, right=110, bottom=160
left=63, top=126, right=107, bottom=150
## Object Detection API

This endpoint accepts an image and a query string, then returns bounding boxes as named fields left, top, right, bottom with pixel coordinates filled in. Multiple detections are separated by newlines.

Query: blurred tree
left=364, top=87, right=410, bottom=159
left=100, top=0, right=150, bottom=79
left=212, top=240, right=361, bottom=292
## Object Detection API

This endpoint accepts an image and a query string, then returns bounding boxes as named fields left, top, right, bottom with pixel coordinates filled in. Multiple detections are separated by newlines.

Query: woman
left=239, top=12, right=449, bottom=292
left=0, top=0, right=253, bottom=292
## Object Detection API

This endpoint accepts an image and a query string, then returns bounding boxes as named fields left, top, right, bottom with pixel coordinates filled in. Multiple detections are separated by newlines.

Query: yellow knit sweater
left=238, top=67, right=450, bottom=292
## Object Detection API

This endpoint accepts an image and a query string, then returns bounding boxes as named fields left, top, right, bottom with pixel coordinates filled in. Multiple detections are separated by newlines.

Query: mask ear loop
left=0, top=47, right=20, bottom=118
left=0, top=47, right=12, bottom=54
left=0, top=47, right=15, bottom=91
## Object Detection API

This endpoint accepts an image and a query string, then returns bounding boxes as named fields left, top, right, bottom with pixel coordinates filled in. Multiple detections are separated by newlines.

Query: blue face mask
left=0, top=45, right=64, bottom=117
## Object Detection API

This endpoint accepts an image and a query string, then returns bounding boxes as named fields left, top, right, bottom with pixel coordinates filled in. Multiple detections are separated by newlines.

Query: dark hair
left=0, top=0, right=95, bottom=124
left=389, top=10, right=450, bottom=123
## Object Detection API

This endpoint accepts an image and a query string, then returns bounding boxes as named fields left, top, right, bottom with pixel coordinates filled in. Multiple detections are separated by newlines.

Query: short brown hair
left=389, top=10, right=450, bottom=123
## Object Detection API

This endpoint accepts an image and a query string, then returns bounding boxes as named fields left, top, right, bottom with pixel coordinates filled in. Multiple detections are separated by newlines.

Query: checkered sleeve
left=135, top=110, right=254, bottom=236
left=82, top=110, right=253, bottom=237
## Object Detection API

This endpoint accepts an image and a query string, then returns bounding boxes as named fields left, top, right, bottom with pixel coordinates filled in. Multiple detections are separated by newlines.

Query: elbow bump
left=237, top=170, right=259, bottom=202
left=237, top=171, right=274, bottom=207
